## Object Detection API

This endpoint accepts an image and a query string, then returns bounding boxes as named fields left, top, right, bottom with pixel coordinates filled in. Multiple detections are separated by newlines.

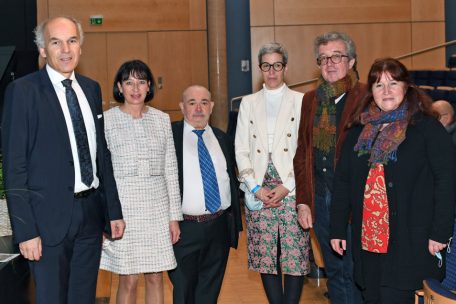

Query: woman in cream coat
left=235, top=42, right=310, bottom=304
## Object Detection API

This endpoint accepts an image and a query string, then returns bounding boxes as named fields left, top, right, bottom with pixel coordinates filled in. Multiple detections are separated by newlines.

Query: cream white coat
left=235, top=86, right=303, bottom=194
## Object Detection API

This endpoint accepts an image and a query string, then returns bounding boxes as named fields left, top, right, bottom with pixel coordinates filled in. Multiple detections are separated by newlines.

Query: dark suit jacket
left=330, top=113, right=455, bottom=290
left=2, top=68, right=123, bottom=246
left=171, top=120, right=242, bottom=248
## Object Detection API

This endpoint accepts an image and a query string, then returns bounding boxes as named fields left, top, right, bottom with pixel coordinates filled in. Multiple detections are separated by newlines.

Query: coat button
left=291, top=117, right=295, bottom=121
left=284, top=148, right=288, bottom=152
left=253, top=134, right=256, bottom=138
left=250, top=120, right=253, bottom=124
left=388, top=182, right=393, bottom=188
left=287, top=133, right=291, bottom=137
left=322, top=168, right=327, bottom=172
left=257, top=149, right=261, bottom=153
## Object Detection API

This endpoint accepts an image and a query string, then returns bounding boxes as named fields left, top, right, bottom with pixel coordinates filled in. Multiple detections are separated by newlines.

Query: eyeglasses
left=317, top=54, right=349, bottom=66
left=259, top=62, right=285, bottom=72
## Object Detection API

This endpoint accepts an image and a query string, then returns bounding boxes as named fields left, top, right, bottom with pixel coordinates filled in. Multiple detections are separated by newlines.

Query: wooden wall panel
left=167, top=110, right=184, bottom=122
left=251, top=23, right=412, bottom=92
left=250, top=0, right=274, bottom=26
left=411, top=22, right=446, bottom=69
left=274, top=0, right=411, bottom=25
left=76, top=33, right=109, bottom=109
left=147, top=31, right=208, bottom=112
left=411, top=0, right=445, bottom=21
left=250, top=0, right=446, bottom=92
left=46, top=0, right=206, bottom=32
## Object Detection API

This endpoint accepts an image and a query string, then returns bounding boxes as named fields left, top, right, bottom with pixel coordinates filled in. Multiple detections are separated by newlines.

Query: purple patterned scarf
left=354, top=102, right=409, bottom=166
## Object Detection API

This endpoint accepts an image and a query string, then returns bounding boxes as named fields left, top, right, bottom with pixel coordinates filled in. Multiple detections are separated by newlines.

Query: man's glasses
left=317, top=54, right=349, bottom=66
left=259, top=62, right=285, bottom=72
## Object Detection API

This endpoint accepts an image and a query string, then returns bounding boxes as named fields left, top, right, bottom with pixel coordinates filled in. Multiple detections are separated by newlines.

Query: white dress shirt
left=47, top=65, right=99, bottom=193
left=181, top=121, right=231, bottom=215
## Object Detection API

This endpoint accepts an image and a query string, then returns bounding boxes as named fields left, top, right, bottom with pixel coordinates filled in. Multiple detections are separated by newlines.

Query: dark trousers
left=314, top=188, right=363, bottom=304
left=361, top=251, right=415, bottom=304
left=30, top=190, right=104, bottom=304
left=168, top=212, right=230, bottom=304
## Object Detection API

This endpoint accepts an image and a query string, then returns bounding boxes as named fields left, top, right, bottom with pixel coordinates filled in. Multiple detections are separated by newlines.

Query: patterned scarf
left=313, top=69, right=358, bottom=153
left=354, top=102, right=409, bottom=166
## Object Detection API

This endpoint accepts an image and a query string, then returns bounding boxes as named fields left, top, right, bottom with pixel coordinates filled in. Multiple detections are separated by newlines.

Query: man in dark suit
left=2, top=16, right=125, bottom=304
left=168, top=85, right=242, bottom=304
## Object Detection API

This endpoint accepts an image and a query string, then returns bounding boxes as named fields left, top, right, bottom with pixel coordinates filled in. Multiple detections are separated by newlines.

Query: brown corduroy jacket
left=293, top=82, right=367, bottom=220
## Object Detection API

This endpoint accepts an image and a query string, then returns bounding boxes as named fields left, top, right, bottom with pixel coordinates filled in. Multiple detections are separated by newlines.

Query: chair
left=445, top=71, right=456, bottom=87
left=429, top=71, right=447, bottom=88
left=449, top=55, right=456, bottom=70
left=422, top=278, right=456, bottom=304
left=429, top=89, right=450, bottom=101
left=412, top=70, right=431, bottom=86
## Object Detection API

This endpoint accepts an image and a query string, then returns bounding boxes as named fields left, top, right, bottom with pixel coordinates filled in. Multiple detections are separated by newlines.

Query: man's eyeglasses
left=317, top=54, right=349, bottom=66
left=259, top=62, right=285, bottom=72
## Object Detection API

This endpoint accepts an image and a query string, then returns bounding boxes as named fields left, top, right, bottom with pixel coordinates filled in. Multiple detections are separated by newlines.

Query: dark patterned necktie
left=193, top=129, right=221, bottom=213
left=62, top=79, right=94, bottom=187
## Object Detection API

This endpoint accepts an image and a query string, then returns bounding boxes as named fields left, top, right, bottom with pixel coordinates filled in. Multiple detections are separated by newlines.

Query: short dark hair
left=113, top=60, right=155, bottom=103
left=349, top=57, right=436, bottom=127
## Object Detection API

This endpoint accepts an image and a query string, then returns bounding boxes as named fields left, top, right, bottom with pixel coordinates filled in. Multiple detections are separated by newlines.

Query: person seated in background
left=330, top=58, right=455, bottom=304
left=432, top=99, right=456, bottom=145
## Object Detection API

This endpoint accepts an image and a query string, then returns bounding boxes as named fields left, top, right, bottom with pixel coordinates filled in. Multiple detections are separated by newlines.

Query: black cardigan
left=330, top=113, right=455, bottom=290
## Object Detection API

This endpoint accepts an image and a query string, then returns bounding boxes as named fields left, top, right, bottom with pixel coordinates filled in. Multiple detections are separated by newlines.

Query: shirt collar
left=46, top=64, right=76, bottom=87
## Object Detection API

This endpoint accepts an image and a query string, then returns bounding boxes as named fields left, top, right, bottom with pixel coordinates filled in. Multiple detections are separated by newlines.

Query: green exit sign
left=90, top=16, right=103, bottom=25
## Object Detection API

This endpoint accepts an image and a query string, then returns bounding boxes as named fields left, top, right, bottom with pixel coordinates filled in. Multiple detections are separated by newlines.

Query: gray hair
left=257, top=42, right=288, bottom=64
left=313, top=31, right=357, bottom=60
left=34, top=16, right=84, bottom=50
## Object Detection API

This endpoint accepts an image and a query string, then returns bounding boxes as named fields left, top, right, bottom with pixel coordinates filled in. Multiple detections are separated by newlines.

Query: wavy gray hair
left=313, top=31, right=357, bottom=60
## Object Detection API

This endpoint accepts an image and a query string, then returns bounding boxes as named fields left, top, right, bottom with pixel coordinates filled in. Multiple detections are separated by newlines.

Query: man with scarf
left=293, top=31, right=366, bottom=304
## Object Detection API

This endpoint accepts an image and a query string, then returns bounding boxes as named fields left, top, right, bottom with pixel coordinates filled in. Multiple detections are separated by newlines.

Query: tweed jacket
left=293, top=82, right=367, bottom=218
left=235, top=85, right=303, bottom=193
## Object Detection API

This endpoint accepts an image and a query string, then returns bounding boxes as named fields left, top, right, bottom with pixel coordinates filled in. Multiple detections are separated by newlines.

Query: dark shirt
left=314, top=94, right=347, bottom=195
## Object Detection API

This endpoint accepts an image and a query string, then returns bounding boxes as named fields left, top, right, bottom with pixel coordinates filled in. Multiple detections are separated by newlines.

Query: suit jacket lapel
left=174, top=121, right=185, bottom=198
left=272, top=87, right=293, bottom=153
left=253, top=91, right=268, bottom=150
left=76, top=74, right=100, bottom=136
left=39, top=69, right=72, bottom=153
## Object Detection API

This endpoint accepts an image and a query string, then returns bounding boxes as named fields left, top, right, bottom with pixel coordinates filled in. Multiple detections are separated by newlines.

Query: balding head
left=180, top=85, right=214, bottom=129
left=432, top=100, right=454, bottom=127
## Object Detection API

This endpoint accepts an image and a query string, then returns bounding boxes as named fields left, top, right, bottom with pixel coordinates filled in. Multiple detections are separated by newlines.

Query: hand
left=330, top=239, right=346, bottom=256
left=19, top=236, right=42, bottom=261
left=297, top=204, right=313, bottom=229
left=254, top=187, right=271, bottom=203
left=429, top=239, right=447, bottom=256
left=169, top=221, right=181, bottom=244
left=110, top=219, right=126, bottom=239
left=265, top=185, right=289, bottom=204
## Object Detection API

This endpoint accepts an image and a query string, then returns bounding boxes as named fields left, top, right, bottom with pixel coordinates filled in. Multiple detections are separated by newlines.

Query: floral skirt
left=245, top=159, right=310, bottom=275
